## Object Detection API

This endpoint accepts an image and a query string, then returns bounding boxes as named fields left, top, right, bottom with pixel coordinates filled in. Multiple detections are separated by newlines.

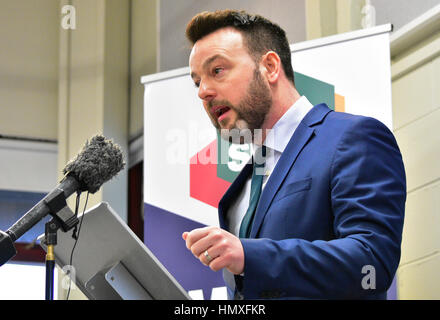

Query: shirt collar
left=262, top=96, right=314, bottom=154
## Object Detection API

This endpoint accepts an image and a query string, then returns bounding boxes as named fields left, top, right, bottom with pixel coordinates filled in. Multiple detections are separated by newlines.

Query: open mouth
left=213, top=106, right=231, bottom=120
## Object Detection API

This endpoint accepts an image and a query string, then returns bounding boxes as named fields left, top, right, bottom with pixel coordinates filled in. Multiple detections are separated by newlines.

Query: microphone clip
left=43, top=188, right=79, bottom=233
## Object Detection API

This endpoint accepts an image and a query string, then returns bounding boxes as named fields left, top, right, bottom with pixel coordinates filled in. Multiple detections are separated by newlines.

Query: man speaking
left=182, top=9, right=406, bottom=300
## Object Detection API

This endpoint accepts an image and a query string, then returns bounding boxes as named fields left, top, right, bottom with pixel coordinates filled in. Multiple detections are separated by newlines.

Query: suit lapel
left=250, top=104, right=332, bottom=238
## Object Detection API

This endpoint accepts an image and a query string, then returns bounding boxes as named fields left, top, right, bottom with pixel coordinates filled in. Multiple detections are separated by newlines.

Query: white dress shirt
left=227, top=96, right=314, bottom=236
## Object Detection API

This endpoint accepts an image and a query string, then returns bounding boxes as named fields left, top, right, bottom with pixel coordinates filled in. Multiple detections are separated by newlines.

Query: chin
left=235, top=119, right=249, bottom=131
left=218, top=120, right=253, bottom=144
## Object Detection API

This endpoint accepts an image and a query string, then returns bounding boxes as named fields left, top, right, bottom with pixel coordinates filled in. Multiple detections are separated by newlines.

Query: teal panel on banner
left=294, top=71, right=335, bottom=110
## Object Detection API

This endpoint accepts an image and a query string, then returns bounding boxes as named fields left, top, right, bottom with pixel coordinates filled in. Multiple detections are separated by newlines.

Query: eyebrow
left=190, top=54, right=226, bottom=80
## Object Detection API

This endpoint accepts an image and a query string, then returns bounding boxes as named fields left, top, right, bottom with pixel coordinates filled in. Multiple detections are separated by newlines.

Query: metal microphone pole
left=44, top=219, right=60, bottom=300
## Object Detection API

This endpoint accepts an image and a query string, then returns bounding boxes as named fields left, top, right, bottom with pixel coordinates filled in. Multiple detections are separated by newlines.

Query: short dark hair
left=186, top=10, right=295, bottom=85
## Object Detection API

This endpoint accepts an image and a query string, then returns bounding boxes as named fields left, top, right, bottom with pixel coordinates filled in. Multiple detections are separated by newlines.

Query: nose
left=198, top=79, right=216, bottom=102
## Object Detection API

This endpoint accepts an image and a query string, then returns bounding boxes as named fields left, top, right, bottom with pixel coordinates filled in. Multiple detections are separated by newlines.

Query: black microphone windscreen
left=62, top=135, right=125, bottom=194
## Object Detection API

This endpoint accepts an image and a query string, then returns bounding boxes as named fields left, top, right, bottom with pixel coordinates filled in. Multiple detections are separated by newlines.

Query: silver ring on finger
left=204, top=250, right=213, bottom=263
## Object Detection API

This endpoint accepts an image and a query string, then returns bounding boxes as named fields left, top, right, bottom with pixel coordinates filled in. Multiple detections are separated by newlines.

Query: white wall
left=0, top=139, right=57, bottom=193
left=0, top=0, right=59, bottom=141
left=372, top=0, right=440, bottom=32
left=158, top=0, right=306, bottom=71
left=390, top=6, right=440, bottom=299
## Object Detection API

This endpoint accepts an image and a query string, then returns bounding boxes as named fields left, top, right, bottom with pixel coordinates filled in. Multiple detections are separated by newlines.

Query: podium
left=39, top=202, right=190, bottom=300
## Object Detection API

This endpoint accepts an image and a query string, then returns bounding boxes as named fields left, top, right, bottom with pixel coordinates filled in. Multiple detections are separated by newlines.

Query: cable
left=71, top=191, right=81, bottom=240
left=66, top=191, right=89, bottom=300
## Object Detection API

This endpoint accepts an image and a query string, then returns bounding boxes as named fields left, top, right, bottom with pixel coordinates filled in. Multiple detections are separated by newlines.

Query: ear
left=260, top=51, right=281, bottom=84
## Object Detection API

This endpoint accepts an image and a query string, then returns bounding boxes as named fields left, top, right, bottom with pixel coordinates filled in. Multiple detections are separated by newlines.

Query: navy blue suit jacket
left=218, top=104, right=406, bottom=299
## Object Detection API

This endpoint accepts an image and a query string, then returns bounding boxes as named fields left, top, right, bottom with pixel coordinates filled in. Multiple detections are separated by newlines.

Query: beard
left=209, top=68, right=272, bottom=144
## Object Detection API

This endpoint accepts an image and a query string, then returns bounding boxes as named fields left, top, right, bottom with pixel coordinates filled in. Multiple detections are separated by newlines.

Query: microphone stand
left=39, top=189, right=80, bottom=300
left=44, top=219, right=61, bottom=300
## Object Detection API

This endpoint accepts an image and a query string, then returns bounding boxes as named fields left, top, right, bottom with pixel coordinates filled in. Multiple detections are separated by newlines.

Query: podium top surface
left=40, top=202, right=190, bottom=300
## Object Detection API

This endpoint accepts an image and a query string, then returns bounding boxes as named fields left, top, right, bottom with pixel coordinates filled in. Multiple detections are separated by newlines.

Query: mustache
left=208, top=100, right=235, bottom=110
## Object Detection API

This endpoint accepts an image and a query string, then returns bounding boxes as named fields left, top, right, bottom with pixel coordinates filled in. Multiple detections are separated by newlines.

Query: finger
left=190, top=231, right=222, bottom=257
left=185, top=226, right=214, bottom=249
left=200, top=236, right=244, bottom=274
left=198, top=245, right=231, bottom=272
left=206, top=244, right=237, bottom=272
left=197, top=236, right=228, bottom=266
left=182, top=232, right=188, bottom=241
left=208, top=254, right=227, bottom=272
left=198, top=246, right=219, bottom=266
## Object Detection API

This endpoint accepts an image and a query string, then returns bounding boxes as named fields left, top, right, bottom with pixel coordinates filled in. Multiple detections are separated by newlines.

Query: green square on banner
left=294, top=71, right=335, bottom=110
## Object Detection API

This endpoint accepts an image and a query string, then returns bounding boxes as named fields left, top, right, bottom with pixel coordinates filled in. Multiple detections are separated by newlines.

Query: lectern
left=39, top=202, right=190, bottom=300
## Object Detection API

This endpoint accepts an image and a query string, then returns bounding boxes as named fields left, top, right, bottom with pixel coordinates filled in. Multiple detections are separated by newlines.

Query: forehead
left=189, top=27, right=249, bottom=70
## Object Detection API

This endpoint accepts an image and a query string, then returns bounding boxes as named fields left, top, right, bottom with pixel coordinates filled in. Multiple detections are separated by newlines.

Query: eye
left=213, top=67, right=224, bottom=75
left=194, top=80, right=200, bottom=88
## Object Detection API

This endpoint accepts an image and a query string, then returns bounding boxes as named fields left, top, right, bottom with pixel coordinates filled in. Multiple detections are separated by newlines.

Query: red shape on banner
left=190, top=140, right=231, bottom=208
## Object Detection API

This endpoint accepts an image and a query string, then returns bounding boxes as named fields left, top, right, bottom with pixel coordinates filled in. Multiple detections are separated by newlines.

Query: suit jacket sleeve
left=240, top=117, right=406, bottom=299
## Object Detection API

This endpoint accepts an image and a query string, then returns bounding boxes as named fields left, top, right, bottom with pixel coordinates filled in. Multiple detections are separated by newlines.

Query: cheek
left=217, top=69, right=252, bottom=101
left=230, top=81, right=248, bottom=99
left=227, top=75, right=255, bottom=105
